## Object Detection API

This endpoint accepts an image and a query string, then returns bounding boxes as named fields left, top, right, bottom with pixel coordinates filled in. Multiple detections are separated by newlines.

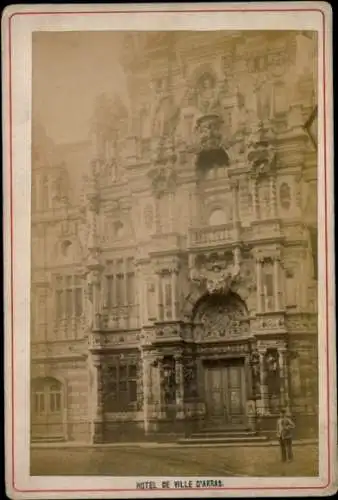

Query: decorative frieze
left=251, top=314, right=286, bottom=334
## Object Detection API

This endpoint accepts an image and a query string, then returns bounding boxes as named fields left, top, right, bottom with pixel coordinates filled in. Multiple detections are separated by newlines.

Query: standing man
left=277, top=409, right=296, bottom=462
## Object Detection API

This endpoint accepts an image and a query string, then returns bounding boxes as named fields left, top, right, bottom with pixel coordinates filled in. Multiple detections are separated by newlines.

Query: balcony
left=188, top=223, right=241, bottom=250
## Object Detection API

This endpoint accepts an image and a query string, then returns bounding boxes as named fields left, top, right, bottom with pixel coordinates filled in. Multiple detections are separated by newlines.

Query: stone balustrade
left=188, top=222, right=241, bottom=249
left=88, top=330, right=140, bottom=351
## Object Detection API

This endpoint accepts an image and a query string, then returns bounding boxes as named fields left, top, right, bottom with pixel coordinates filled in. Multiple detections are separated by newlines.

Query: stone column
left=245, top=356, right=257, bottom=431
left=137, top=267, right=145, bottom=327
left=282, top=348, right=291, bottom=412
left=141, top=351, right=152, bottom=434
left=256, top=258, right=264, bottom=314
left=168, top=192, right=175, bottom=233
left=251, top=177, right=259, bottom=220
left=123, top=258, right=128, bottom=305
left=278, top=349, right=286, bottom=409
left=90, top=269, right=102, bottom=330
left=89, top=354, right=104, bottom=444
left=171, top=270, right=178, bottom=320
left=175, top=354, right=185, bottom=419
left=233, top=246, right=241, bottom=269
left=270, top=175, right=277, bottom=218
left=157, top=356, right=166, bottom=419
left=258, top=351, right=267, bottom=415
left=156, top=272, right=163, bottom=321
left=273, top=257, right=281, bottom=311
left=155, top=198, right=161, bottom=234
left=62, top=275, right=67, bottom=339
left=231, top=179, right=240, bottom=222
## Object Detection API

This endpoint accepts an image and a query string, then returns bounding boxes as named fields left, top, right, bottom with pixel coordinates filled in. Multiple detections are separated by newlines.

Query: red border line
left=8, top=6, right=331, bottom=494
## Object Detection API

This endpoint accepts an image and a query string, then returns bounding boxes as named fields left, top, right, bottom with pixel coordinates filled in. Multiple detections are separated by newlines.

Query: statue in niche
left=161, top=358, right=176, bottom=406
left=183, top=359, right=198, bottom=398
left=265, top=350, right=281, bottom=411
left=196, top=73, right=219, bottom=114
left=250, top=348, right=261, bottom=399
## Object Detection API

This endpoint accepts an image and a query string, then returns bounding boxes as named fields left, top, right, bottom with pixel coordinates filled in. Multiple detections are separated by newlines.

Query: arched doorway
left=31, top=377, right=66, bottom=442
left=193, top=292, right=249, bottom=428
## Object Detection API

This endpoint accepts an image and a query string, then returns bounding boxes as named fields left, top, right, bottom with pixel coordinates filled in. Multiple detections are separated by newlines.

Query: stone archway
left=192, top=292, right=249, bottom=341
left=191, top=292, right=250, bottom=428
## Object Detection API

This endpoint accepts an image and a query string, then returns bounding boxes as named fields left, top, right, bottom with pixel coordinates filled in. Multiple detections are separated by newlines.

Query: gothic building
left=31, top=31, right=318, bottom=443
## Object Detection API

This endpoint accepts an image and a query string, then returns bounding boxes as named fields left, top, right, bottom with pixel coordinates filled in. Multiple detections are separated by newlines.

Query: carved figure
left=195, top=114, right=223, bottom=153
left=197, top=74, right=219, bottom=114
left=250, top=348, right=261, bottom=398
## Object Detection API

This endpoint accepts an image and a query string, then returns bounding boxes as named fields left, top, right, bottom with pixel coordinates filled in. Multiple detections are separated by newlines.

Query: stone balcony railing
left=188, top=222, right=241, bottom=249
left=88, top=329, right=140, bottom=351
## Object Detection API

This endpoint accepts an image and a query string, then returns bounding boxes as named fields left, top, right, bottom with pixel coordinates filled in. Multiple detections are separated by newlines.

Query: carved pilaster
left=171, top=270, right=178, bottom=321
left=251, top=177, right=259, bottom=220
left=255, top=257, right=264, bottom=314
left=141, top=350, right=152, bottom=434
left=270, top=175, right=277, bottom=218
left=230, top=179, right=240, bottom=222
left=156, top=272, right=163, bottom=321
left=174, top=354, right=185, bottom=419
left=89, top=354, right=104, bottom=444
left=258, top=350, right=268, bottom=415
left=273, top=256, right=282, bottom=311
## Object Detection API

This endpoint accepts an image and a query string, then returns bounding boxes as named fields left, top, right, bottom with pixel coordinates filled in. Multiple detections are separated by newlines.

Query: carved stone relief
left=193, top=293, right=248, bottom=340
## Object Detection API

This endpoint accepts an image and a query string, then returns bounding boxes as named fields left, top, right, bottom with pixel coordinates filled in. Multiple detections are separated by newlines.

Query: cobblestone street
left=31, top=443, right=318, bottom=477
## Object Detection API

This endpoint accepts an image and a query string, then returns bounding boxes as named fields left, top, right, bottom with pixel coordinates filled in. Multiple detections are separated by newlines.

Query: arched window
left=208, top=208, right=226, bottom=226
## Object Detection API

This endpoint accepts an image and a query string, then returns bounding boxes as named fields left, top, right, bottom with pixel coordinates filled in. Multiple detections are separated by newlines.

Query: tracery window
left=104, top=362, right=138, bottom=412
left=55, top=274, right=83, bottom=320
left=31, top=378, right=63, bottom=417
left=262, top=261, right=274, bottom=311
left=106, top=258, right=136, bottom=309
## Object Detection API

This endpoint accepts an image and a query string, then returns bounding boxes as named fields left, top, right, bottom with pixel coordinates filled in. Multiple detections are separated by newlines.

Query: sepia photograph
left=30, top=29, right=319, bottom=477
left=2, top=3, right=335, bottom=499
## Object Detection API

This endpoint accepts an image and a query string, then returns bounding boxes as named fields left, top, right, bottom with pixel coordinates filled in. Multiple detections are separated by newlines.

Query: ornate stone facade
left=31, top=31, right=318, bottom=443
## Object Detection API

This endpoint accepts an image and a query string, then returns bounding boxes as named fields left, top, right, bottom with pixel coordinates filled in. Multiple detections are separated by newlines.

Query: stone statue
left=197, top=74, right=219, bottom=114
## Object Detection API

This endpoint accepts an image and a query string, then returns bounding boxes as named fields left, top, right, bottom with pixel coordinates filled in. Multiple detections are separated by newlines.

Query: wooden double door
left=204, top=359, right=246, bottom=427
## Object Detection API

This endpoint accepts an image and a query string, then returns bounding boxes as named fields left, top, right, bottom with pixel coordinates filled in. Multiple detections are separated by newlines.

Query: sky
left=32, top=31, right=316, bottom=146
left=32, top=32, right=132, bottom=145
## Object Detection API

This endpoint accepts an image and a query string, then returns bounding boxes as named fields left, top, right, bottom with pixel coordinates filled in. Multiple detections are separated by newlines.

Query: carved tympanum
left=193, top=293, right=248, bottom=340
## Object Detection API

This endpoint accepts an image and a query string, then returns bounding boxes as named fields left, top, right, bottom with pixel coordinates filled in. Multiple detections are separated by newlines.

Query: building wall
left=31, top=31, right=318, bottom=443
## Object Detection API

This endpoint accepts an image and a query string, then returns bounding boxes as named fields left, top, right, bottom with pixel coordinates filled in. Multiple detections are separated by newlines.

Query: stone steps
left=178, top=428, right=269, bottom=445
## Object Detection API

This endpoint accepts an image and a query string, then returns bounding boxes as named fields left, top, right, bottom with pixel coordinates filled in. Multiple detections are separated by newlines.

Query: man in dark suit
left=277, top=409, right=296, bottom=462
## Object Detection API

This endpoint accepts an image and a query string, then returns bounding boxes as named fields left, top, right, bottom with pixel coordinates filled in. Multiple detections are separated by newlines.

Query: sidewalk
left=31, top=438, right=318, bottom=449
